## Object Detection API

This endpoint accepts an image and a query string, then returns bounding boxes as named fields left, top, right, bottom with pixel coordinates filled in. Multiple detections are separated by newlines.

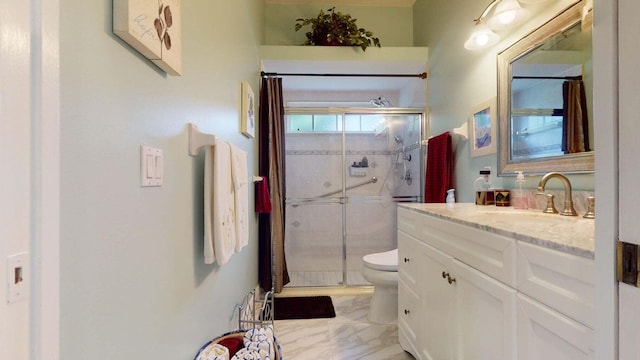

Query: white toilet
left=362, top=248, right=399, bottom=324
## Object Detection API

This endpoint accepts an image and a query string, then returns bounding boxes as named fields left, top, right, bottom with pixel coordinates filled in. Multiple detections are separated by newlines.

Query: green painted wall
left=60, top=1, right=264, bottom=359
left=413, top=0, right=594, bottom=202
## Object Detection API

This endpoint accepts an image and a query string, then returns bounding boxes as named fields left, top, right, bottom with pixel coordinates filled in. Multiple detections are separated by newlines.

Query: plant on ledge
left=294, top=7, right=381, bottom=52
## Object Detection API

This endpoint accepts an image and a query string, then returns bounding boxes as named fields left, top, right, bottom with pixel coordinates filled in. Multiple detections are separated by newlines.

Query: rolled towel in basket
left=231, top=348, right=263, bottom=360
left=243, top=326, right=275, bottom=360
left=196, top=343, right=230, bottom=360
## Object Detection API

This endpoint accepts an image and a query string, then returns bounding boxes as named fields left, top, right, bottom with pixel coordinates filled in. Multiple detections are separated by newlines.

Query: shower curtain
left=562, top=80, right=591, bottom=154
left=258, top=77, right=290, bottom=293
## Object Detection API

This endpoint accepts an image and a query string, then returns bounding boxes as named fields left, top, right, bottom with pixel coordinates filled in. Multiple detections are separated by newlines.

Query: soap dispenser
left=513, top=171, right=528, bottom=209
left=446, top=189, right=455, bottom=208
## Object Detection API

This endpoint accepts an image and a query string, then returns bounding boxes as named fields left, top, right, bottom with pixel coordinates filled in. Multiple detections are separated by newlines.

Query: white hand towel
left=231, top=348, right=263, bottom=360
left=244, top=326, right=275, bottom=360
left=204, top=142, right=236, bottom=265
left=230, top=144, right=249, bottom=253
left=196, top=343, right=230, bottom=360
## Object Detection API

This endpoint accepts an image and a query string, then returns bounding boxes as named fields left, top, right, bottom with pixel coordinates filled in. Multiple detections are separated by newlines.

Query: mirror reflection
left=511, top=22, right=592, bottom=160
left=498, top=2, right=593, bottom=175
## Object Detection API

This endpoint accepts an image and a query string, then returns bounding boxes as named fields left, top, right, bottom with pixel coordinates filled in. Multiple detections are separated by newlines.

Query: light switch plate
left=141, top=146, right=163, bottom=187
left=7, top=252, right=28, bottom=304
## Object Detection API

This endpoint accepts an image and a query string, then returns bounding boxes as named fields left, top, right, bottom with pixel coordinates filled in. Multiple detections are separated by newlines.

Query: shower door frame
left=284, top=107, right=427, bottom=288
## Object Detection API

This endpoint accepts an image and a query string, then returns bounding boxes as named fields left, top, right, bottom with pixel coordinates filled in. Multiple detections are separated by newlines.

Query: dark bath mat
left=273, top=296, right=336, bottom=320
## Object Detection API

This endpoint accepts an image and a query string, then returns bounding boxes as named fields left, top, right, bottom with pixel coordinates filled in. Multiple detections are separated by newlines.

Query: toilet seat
left=363, top=249, right=398, bottom=272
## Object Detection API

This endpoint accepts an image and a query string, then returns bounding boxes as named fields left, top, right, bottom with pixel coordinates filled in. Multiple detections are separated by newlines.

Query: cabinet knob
left=404, top=309, right=411, bottom=315
left=447, top=275, right=456, bottom=284
left=442, top=271, right=449, bottom=279
left=404, top=257, right=410, bottom=263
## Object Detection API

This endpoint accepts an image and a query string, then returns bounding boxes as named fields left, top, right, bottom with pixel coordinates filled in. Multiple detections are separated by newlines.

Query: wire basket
left=238, top=289, right=274, bottom=330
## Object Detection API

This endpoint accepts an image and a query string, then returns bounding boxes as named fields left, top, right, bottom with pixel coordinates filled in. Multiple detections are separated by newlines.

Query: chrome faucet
left=537, top=172, right=578, bottom=216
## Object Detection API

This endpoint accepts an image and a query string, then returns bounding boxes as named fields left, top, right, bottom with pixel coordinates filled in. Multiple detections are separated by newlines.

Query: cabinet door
left=398, top=231, right=423, bottom=359
left=452, top=259, right=517, bottom=360
left=398, top=277, right=421, bottom=358
left=421, top=242, right=455, bottom=360
left=517, top=294, right=594, bottom=360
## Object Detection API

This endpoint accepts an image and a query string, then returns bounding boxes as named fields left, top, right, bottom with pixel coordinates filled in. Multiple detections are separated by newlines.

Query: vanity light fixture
left=486, top=0, right=530, bottom=30
left=464, top=0, right=541, bottom=51
left=464, top=22, right=500, bottom=51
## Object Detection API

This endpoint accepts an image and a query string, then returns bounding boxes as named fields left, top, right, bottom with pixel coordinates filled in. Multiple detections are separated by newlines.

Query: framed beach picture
left=241, top=81, right=255, bottom=138
left=469, top=97, right=497, bottom=157
left=113, top=0, right=182, bottom=75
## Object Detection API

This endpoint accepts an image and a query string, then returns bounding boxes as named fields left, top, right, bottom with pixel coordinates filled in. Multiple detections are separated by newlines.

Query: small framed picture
left=469, top=97, right=497, bottom=157
left=241, top=81, right=255, bottom=138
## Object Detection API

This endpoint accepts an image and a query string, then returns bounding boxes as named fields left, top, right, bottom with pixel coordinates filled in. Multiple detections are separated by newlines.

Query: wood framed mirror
left=497, top=1, right=593, bottom=175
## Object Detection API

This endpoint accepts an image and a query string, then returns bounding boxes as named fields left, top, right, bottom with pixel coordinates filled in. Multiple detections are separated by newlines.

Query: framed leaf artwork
left=113, top=0, right=182, bottom=75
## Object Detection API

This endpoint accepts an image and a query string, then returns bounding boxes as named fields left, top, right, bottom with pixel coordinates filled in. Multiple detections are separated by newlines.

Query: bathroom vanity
left=397, top=203, right=594, bottom=360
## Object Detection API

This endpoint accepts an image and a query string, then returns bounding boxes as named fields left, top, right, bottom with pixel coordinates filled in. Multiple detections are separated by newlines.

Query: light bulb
left=464, top=23, right=500, bottom=50
left=476, top=34, right=489, bottom=46
left=497, top=10, right=516, bottom=25
left=486, top=0, right=530, bottom=30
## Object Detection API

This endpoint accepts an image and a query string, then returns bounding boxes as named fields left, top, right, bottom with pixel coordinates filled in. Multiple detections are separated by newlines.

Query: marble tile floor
left=286, top=271, right=370, bottom=287
left=275, top=293, right=414, bottom=359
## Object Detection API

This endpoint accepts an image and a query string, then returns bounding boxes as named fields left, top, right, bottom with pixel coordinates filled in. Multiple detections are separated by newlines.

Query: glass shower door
left=344, top=113, right=423, bottom=286
left=283, top=110, right=423, bottom=288
left=284, top=115, right=345, bottom=287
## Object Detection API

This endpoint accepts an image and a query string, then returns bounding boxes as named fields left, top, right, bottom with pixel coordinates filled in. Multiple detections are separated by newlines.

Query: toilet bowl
left=362, top=248, right=398, bottom=324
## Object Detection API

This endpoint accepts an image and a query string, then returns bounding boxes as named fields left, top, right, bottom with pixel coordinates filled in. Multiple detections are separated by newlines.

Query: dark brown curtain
left=258, top=77, right=290, bottom=293
left=562, top=80, right=591, bottom=154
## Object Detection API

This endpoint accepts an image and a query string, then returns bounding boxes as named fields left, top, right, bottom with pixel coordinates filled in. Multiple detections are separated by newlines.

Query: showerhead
left=370, top=96, right=391, bottom=108
left=394, top=135, right=404, bottom=144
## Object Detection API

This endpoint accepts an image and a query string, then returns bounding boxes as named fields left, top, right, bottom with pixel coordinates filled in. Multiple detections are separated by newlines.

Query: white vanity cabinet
left=397, top=205, right=595, bottom=360
left=516, top=241, right=595, bottom=359
left=398, top=207, right=517, bottom=359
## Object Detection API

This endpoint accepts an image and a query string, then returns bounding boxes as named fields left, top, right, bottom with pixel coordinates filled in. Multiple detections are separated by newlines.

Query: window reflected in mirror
left=510, top=21, right=592, bottom=161
left=497, top=1, right=594, bottom=175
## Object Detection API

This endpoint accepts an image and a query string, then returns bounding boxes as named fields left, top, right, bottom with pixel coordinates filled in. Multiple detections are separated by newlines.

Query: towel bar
left=188, top=123, right=217, bottom=156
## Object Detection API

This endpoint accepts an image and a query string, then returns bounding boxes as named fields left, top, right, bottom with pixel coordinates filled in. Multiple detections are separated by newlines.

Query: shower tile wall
left=285, top=131, right=421, bottom=287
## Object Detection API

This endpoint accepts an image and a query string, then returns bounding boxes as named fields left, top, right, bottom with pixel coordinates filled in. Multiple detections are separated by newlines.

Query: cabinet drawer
left=517, top=293, right=594, bottom=360
left=517, top=241, right=594, bottom=328
left=398, top=207, right=424, bottom=240
left=417, top=213, right=517, bottom=287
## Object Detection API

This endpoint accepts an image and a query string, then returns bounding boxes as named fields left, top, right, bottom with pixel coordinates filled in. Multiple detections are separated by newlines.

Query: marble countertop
left=399, top=203, right=595, bottom=259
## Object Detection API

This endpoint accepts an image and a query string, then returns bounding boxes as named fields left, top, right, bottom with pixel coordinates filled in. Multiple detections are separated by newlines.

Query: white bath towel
left=204, top=142, right=237, bottom=265
left=230, top=144, right=249, bottom=253
left=231, top=348, right=263, bottom=360
left=243, top=326, right=275, bottom=360
left=196, top=343, right=230, bottom=360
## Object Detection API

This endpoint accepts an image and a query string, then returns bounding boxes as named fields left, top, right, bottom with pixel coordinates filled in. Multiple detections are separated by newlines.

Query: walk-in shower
left=284, top=108, right=423, bottom=288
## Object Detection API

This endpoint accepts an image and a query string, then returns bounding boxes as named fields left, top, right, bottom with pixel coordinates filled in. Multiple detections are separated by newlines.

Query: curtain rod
left=260, top=71, right=427, bottom=79
left=512, top=75, right=582, bottom=80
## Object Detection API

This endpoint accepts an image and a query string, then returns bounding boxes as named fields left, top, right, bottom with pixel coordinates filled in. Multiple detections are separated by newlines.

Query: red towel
left=255, top=176, right=272, bottom=213
left=424, top=131, right=454, bottom=203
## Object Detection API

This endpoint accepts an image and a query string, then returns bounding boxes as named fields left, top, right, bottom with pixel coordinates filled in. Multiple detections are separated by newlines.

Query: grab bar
left=315, top=176, right=378, bottom=198
left=286, top=176, right=379, bottom=207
